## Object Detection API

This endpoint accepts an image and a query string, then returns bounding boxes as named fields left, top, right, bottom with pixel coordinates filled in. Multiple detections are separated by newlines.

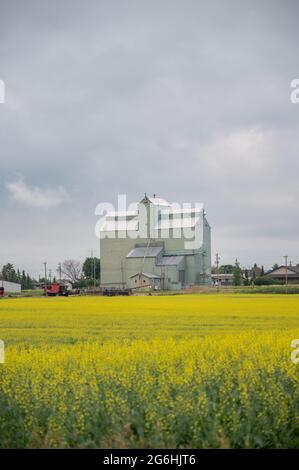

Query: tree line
left=59, top=258, right=101, bottom=287
left=0, top=257, right=101, bottom=291
left=212, top=260, right=281, bottom=286
left=0, top=263, right=35, bottom=289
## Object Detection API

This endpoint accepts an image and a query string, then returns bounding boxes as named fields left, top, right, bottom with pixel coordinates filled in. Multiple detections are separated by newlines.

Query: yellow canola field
left=0, top=294, right=298, bottom=448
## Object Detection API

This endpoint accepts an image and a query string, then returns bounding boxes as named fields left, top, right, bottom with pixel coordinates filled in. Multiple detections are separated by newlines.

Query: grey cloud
left=0, top=0, right=299, bottom=276
left=6, top=178, right=71, bottom=208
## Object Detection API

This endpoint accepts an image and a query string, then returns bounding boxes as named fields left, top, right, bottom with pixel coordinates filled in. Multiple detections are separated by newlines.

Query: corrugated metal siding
left=1, top=281, right=21, bottom=292
left=157, top=256, right=184, bottom=266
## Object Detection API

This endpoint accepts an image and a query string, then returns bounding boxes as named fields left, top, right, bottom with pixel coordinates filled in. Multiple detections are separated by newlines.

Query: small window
left=135, top=279, right=137, bottom=283
left=143, top=279, right=146, bottom=283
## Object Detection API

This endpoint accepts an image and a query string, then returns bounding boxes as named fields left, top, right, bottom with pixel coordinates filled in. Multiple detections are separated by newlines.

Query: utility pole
left=284, top=255, right=288, bottom=293
left=43, top=262, right=47, bottom=296
left=49, top=269, right=52, bottom=284
left=91, top=250, right=95, bottom=295
left=58, top=263, right=62, bottom=282
left=215, top=253, right=220, bottom=292
left=93, top=252, right=96, bottom=295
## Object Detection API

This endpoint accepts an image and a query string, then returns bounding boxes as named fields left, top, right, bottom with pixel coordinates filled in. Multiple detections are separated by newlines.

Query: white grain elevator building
left=99, top=195, right=211, bottom=290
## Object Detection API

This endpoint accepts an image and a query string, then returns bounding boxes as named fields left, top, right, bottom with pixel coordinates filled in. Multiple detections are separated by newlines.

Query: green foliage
left=1, top=263, right=18, bottom=283
left=73, top=279, right=100, bottom=288
left=0, top=295, right=298, bottom=448
left=21, top=270, right=27, bottom=289
left=233, top=259, right=242, bottom=286
left=243, top=269, right=250, bottom=285
left=254, top=276, right=282, bottom=286
left=1, top=264, right=35, bottom=290
left=250, top=285, right=299, bottom=294
left=219, top=264, right=234, bottom=274
left=212, top=264, right=234, bottom=275
left=82, top=257, right=100, bottom=280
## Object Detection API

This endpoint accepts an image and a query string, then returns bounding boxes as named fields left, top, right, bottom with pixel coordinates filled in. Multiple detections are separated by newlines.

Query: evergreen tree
left=233, top=259, right=242, bottom=286
left=2, top=263, right=18, bottom=282
left=252, top=263, right=258, bottom=279
left=21, top=270, right=27, bottom=289
left=244, top=268, right=250, bottom=285
left=26, top=274, right=33, bottom=290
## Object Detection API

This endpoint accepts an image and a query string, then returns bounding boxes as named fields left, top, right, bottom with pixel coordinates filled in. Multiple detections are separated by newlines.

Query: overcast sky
left=1, top=0, right=298, bottom=278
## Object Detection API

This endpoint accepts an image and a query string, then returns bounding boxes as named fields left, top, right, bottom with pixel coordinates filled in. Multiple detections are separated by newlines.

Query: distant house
left=129, top=272, right=161, bottom=291
left=265, top=264, right=299, bottom=284
left=0, top=280, right=21, bottom=293
left=211, top=273, right=234, bottom=286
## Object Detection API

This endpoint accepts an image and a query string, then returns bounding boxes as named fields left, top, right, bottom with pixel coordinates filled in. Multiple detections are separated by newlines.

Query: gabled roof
left=140, top=195, right=170, bottom=206
left=147, top=197, right=170, bottom=206
left=292, top=264, right=299, bottom=273
left=130, top=272, right=161, bottom=279
left=126, top=246, right=163, bottom=258
left=267, top=265, right=299, bottom=276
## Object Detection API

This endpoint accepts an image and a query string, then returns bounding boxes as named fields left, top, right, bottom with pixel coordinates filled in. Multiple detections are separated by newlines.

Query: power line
left=215, top=253, right=220, bottom=292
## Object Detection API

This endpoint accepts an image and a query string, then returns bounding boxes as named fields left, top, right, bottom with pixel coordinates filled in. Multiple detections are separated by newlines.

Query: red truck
left=44, top=283, right=69, bottom=297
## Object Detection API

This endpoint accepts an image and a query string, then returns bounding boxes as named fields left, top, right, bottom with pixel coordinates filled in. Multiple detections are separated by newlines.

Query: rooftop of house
left=267, top=264, right=299, bottom=276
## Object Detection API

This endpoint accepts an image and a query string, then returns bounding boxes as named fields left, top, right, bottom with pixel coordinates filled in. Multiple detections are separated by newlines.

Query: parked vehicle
left=45, top=282, right=69, bottom=297
left=44, top=283, right=81, bottom=297
left=102, top=287, right=132, bottom=296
